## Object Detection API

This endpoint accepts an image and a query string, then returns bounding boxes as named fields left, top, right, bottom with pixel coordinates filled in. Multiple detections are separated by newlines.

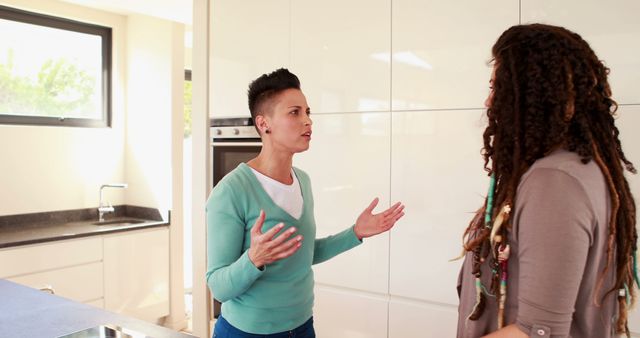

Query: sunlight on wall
left=124, top=14, right=183, bottom=213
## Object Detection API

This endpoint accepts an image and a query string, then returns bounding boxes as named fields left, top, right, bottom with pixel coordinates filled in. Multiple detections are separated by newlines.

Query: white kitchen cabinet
left=389, top=298, right=458, bottom=338
left=8, top=262, right=103, bottom=303
left=0, top=237, right=102, bottom=278
left=392, top=0, right=518, bottom=111
left=210, top=0, right=290, bottom=119
left=389, top=110, right=487, bottom=305
left=313, top=285, right=388, bottom=338
left=0, top=237, right=103, bottom=304
left=103, top=227, right=170, bottom=322
left=291, top=0, right=390, bottom=114
left=294, top=112, right=391, bottom=294
left=0, top=227, right=170, bottom=321
left=521, top=0, right=640, bottom=105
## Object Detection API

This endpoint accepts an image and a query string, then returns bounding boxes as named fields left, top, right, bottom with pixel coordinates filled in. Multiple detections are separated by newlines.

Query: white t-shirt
left=250, top=167, right=303, bottom=220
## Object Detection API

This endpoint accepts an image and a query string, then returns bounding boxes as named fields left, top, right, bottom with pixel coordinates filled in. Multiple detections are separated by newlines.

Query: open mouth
left=302, top=131, right=312, bottom=138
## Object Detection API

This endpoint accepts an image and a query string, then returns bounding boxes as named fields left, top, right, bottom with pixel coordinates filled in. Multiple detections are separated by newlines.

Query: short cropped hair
left=247, top=68, right=301, bottom=124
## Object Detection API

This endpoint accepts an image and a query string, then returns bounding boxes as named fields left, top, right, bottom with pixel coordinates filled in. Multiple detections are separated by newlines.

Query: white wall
left=124, top=14, right=183, bottom=211
left=0, top=0, right=127, bottom=215
left=124, top=14, right=186, bottom=330
left=207, top=1, right=640, bottom=337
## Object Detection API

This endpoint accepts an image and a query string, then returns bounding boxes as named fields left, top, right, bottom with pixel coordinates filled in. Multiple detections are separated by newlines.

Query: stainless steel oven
left=210, top=117, right=262, bottom=318
left=211, top=118, right=262, bottom=188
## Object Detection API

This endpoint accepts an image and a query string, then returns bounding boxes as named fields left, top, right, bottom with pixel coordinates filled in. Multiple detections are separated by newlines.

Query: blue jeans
left=213, top=316, right=315, bottom=338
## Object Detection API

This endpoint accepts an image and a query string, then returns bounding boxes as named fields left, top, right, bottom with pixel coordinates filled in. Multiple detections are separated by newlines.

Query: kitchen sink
left=92, top=219, right=145, bottom=226
left=57, top=324, right=151, bottom=337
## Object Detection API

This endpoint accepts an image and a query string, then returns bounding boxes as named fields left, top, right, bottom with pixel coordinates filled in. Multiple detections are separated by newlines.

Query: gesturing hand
left=354, top=198, right=405, bottom=240
left=247, top=210, right=303, bottom=268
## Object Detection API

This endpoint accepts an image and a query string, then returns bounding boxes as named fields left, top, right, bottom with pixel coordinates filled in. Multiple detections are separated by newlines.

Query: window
left=0, top=5, right=112, bottom=127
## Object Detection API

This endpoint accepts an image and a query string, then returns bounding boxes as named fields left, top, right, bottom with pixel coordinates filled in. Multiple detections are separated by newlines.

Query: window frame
left=0, top=5, right=112, bottom=128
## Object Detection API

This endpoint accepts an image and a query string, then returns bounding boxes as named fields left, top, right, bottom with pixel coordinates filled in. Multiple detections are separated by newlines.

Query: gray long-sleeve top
left=457, top=149, right=618, bottom=338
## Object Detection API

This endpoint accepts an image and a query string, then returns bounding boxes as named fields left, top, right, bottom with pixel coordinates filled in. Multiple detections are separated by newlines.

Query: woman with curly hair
left=457, top=24, right=638, bottom=338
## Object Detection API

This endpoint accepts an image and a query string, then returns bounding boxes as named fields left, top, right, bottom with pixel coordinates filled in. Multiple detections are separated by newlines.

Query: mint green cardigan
left=205, top=163, right=362, bottom=334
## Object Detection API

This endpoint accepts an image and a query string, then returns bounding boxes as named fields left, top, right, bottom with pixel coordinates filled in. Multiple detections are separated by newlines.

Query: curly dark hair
left=462, top=23, right=637, bottom=335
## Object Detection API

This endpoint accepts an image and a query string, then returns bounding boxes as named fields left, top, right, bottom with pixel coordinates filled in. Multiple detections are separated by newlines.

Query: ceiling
left=61, top=0, right=192, bottom=24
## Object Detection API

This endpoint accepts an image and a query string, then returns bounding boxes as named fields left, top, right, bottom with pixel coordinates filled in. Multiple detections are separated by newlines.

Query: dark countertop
left=0, top=279, right=195, bottom=338
left=0, top=206, right=169, bottom=249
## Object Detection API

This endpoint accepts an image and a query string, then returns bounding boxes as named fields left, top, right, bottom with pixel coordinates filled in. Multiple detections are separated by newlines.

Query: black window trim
left=0, top=5, right=112, bottom=128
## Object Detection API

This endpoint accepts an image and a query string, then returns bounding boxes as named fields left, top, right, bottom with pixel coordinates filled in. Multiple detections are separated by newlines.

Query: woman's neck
left=247, top=148, right=294, bottom=184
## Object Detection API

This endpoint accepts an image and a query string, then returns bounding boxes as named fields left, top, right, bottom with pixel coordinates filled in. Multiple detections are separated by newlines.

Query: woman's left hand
left=354, top=198, right=405, bottom=240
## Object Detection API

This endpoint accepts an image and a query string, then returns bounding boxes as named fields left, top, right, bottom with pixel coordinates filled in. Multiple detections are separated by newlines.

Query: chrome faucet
left=98, top=183, right=128, bottom=222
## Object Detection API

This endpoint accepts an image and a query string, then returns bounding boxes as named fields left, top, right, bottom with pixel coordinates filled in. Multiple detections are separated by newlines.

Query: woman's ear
left=255, top=114, right=270, bottom=134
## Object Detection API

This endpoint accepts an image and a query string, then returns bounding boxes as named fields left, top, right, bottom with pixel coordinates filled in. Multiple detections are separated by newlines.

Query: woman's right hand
left=247, top=210, right=303, bottom=268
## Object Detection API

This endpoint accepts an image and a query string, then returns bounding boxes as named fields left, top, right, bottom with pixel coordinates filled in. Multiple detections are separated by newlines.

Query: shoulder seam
left=519, top=167, right=597, bottom=221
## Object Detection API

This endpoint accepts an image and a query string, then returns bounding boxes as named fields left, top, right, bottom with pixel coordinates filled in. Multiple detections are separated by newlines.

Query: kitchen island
left=0, top=279, right=194, bottom=338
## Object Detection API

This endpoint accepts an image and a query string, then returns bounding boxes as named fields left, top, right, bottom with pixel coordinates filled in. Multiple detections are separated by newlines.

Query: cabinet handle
left=39, top=285, right=55, bottom=294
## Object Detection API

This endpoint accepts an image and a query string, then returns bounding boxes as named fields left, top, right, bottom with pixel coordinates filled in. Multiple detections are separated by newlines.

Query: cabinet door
left=0, top=237, right=103, bottom=304
left=104, top=228, right=170, bottom=322
left=294, top=112, right=391, bottom=294
left=291, top=0, right=390, bottom=114
left=390, top=110, right=487, bottom=305
left=389, top=299, right=458, bottom=338
left=8, top=262, right=103, bottom=303
left=313, top=285, right=388, bottom=338
left=0, top=237, right=102, bottom=278
left=392, top=0, right=518, bottom=111
left=210, top=0, right=289, bottom=119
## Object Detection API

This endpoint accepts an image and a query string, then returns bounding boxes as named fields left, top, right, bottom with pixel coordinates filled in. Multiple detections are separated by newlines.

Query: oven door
left=211, top=141, right=262, bottom=187
left=210, top=140, right=261, bottom=318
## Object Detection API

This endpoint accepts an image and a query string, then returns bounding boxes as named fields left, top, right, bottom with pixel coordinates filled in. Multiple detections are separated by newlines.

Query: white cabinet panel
left=8, top=262, right=103, bottom=303
left=104, top=228, right=170, bottom=322
left=210, top=0, right=289, bottom=118
left=294, top=113, right=391, bottom=294
left=0, top=237, right=102, bottom=278
left=616, top=105, right=640, bottom=336
left=392, top=0, right=518, bottom=111
left=86, top=298, right=104, bottom=309
left=291, top=0, right=390, bottom=113
left=521, top=1, right=640, bottom=105
left=389, top=298, right=458, bottom=338
left=314, top=285, right=388, bottom=338
left=390, top=110, right=487, bottom=305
